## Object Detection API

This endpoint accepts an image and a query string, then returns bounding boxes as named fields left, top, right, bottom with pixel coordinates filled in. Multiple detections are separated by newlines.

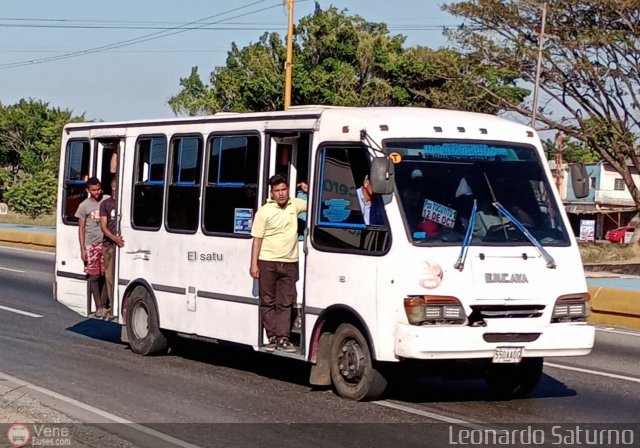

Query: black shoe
left=264, top=336, right=278, bottom=352
left=277, top=337, right=298, bottom=353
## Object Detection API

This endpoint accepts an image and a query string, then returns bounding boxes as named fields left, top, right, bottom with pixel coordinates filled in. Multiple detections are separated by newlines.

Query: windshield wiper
left=454, top=199, right=477, bottom=271
left=492, top=201, right=556, bottom=269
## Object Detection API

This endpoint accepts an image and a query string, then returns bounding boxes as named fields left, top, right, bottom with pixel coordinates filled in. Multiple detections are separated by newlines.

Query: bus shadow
left=66, top=318, right=125, bottom=345
left=383, top=369, right=576, bottom=403
left=169, top=337, right=314, bottom=388
left=63, top=324, right=577, bottom=403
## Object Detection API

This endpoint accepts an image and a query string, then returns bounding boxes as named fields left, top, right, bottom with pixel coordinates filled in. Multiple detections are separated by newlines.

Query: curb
left=0, top=229, right=56, bottom=252
left=588, top=285, right=640, bottom=330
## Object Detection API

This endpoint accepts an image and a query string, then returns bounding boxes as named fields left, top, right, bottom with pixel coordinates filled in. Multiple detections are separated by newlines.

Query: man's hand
left=114, top=235, right=125, bottom=248
left=80, top=248, right=88, bottom=263
left=250, top=263, right=260, bottom=279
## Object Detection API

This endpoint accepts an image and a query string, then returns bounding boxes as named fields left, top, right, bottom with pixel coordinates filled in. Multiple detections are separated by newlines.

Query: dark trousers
left=258, top=260, right=299, bottom=339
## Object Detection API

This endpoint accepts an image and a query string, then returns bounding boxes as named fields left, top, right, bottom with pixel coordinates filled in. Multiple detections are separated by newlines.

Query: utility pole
left=555, top=130, right=564, bottom=192
left=531, top=1, right=548, bottom=128
left=284, top=0, right=294, bottom=110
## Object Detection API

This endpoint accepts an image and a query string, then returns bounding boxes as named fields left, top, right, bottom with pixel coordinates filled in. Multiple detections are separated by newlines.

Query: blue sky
left=0, top=1, right=458, bottom=121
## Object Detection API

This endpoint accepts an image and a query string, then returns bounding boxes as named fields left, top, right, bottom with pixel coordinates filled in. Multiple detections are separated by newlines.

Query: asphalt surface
left=1, top=246, right=640, bottom=447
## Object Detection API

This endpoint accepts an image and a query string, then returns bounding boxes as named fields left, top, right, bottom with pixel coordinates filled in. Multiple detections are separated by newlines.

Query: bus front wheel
left=329, top=323, right=387, bottom=401
left=125, top=286, right=168, bottom=356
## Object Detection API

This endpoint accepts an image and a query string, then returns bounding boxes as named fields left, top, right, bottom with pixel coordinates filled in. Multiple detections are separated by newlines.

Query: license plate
left=492, top=347, right=523, bottom=364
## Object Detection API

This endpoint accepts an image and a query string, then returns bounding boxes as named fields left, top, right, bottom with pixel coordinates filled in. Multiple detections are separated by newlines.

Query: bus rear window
left=62, top=140, right=90, bottom=224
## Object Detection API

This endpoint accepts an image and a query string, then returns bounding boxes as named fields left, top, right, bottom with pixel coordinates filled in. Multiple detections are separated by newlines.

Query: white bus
left=54, top=106, right=594, bottom=401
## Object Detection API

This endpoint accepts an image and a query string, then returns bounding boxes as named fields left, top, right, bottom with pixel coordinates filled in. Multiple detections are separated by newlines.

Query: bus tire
left=125, top=286, right=168, bottom=356
left=485, top=357, right=543, bottom=398
left=329, top=323, right=387, bottom=401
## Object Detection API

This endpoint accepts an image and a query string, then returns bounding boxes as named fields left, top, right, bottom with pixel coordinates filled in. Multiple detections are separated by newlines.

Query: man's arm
left=78, top=218, right=87, bottom=262
left=100, top=215, right=125, bottom=248
left=294, top=197, right=307, bottom=213
left=250, top=238, right=263, bottom=279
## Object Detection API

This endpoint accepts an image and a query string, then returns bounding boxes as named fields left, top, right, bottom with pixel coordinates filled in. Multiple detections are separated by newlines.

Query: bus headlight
left=404, top=295, right=467, bottom=325
left=551, top=293, right=590, bottom=322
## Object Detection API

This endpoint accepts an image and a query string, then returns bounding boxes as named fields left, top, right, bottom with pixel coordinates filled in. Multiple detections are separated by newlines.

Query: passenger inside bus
left=356, top=175, right=384, bottom=226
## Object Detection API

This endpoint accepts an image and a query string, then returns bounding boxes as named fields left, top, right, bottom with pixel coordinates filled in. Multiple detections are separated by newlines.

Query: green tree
left=168, top=7, right=528, bottom=115
left=0, top=99, right=83, bottom=176
left=407, top=46, right=529, bottom=114
left=445, top=0, right=640, bottom=208
left=0, top=99, right=84, bottom=217
left=3, top=171, right=58, bottom=219
left=544, top=137, right=600, bottom=164
left=167, top=67, right=218, bottom=116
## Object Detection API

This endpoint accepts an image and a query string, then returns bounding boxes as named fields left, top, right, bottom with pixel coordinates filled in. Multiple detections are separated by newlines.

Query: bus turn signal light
left=404, top=295, right=467, bottom=325
left=551, top=293, right=590, bottom=322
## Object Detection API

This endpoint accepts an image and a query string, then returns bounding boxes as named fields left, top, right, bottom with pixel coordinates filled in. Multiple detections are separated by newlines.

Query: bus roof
left=62, top=106, right=535, bottom=137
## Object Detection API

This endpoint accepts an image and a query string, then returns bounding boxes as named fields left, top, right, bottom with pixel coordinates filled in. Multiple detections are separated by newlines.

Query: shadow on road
left=383, top=370, right=576, bottom=403
left=170, top=337, right=315, bottom=388
left=66, top=318, right=125, bottom=345
left=64, top=321, right=576, bottom=404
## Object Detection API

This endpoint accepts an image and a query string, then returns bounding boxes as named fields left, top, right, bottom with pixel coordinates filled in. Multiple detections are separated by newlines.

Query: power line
left=0, top=0, right=287, bottom=70
left=0, top=22, right=457, bottom=31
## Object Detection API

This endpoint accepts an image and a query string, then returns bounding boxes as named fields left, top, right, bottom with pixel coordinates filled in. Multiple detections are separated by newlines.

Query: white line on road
left=0, top=305, right=42, bottom=318
left=374, top=400, right=485, bottom=429
left=0, top=266, right=25, bottom=273
left=545, top=362, right=640, bottom=384
left=597, top=327, right=640, bottom=337
left=0, top=370, right=203, bottom=448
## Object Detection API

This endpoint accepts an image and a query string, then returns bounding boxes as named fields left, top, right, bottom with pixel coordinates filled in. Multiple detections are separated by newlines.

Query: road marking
left=0, top=245, right=55, bottom=257
left=597, top=327, right=640, bottom=337
left=0, top=370, right=203, bottom=448
left=0, top=266, right=25, bottom=273
left=0, top=305, right=42, bottom=318
left=374, top=400, right=485, bottom=429
left=545, top=362, right=640, bottom=384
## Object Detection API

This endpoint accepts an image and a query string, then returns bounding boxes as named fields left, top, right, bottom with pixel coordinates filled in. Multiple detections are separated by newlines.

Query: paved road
left=1, top=246, right=640, bottom=447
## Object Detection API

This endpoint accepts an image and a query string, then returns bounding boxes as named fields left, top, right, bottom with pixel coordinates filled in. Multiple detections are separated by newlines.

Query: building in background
left=561, top=161, right=638, bottom=240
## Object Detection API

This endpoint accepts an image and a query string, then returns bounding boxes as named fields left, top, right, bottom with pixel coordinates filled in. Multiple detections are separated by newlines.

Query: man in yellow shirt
left=250, top=174, right=307, bottom=352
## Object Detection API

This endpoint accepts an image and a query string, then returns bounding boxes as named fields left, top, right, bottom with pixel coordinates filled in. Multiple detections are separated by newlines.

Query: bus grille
left=483, top=333, right=541, bottom=343
left=470, top=305, right=545, bottom=321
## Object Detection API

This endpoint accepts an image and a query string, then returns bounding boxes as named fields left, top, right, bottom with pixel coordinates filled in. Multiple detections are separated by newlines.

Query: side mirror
left=370, top=157, right=395, bottom=194
left=571, top=163, right=589, bottom=198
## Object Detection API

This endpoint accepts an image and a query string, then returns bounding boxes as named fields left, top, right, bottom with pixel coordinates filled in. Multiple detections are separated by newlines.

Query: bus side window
left=62, top=140, right=91, bottom=224
left=203, top=135, right=259, bottom=236
left=312, top=145, right=390, bottom=254
left=132, top=137, right=167, bottom=230
left=166, top=136, right=203, bottom=233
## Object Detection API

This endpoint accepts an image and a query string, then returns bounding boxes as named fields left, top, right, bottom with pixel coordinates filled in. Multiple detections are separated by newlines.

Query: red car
left=605, top=226, right=635, bottom=243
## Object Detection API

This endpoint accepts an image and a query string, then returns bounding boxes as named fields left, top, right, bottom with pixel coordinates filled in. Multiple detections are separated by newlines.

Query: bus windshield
left=387, top=140, right=570, bottom=246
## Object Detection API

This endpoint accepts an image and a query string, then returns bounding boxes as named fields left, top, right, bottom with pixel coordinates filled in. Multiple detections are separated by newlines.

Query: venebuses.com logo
left=7, top=424, right=30, bottom=447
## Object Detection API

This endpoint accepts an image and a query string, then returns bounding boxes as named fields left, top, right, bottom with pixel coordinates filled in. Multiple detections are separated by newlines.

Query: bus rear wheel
left=125, top=286, right=168, bottom=356
left=485, top=357, right=543, bottom=398
left=329, top=323, right=387, bottom=401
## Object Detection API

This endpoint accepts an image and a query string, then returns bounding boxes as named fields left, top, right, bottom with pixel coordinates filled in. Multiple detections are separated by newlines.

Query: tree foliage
left=3, top=171, right=58, bottom=219
left=168, top=7, right=528, bottom=115
left=444, top=0, right=640, bottom=206
left=0, top=99, right=84, bottom=217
